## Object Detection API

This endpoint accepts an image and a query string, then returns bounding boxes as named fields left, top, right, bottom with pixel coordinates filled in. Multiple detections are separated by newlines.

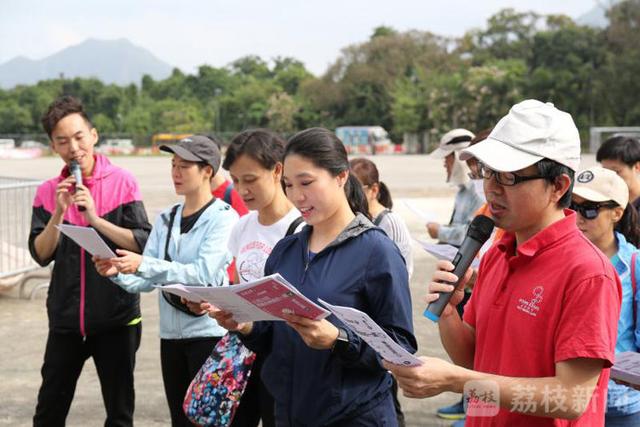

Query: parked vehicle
left=335, top=126, right=392, bottom=155
left=96, top=139, right=135, bottom=155
left=0, top=139, right=16, bottom=150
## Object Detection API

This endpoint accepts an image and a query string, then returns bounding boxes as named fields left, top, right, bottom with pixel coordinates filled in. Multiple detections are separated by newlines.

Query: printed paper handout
left=157, top=274, right=330, bottom=323
left=318, top=299, right=423, bottom=367
left=402, top=200, right=437, bottom=224
left=611, top=351, right=640, bottom=386
left=414, top=239, right=481, bottom=269
left=56, top=224, right=116, bottom=259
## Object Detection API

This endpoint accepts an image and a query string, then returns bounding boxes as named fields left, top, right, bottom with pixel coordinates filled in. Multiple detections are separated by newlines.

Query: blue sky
left=0, top=0, right=600, bottom=76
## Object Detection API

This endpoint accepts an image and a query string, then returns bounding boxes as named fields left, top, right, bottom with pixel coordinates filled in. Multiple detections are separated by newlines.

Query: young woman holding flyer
left=94, top=135, right=238, bottom=427
left=197, top=129, right=303, bottom=427
left=209, top=127, right=417, bottom=426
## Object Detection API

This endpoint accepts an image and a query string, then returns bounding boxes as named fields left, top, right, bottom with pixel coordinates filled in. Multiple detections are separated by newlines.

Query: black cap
left=160, top=135, right=221, bottom=174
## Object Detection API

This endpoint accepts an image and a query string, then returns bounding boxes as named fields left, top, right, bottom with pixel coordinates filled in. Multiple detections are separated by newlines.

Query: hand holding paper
left=283, top=313, right=341, bottom=350
left=157, top=274, right=330, bottom=323
left=318, top=299, right=422, bottom=366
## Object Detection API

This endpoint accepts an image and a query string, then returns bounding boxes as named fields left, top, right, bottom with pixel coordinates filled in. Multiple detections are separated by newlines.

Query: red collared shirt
left=463, top=210, right=622, bottom=426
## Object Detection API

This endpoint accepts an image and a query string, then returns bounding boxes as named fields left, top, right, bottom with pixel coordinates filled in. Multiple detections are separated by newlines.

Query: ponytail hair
left=349, top=157, right=394, bottom=209
left=615, top=203, right=640, bottom=248
left=345, top=174, right=371, bottom=220
left=286, top=128, right=370, bottom=218
left=377, top=181, right=393, bottom=209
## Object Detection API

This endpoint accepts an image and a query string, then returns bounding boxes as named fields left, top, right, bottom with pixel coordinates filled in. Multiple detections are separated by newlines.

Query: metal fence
left=0, top=177, right=49, bottom=298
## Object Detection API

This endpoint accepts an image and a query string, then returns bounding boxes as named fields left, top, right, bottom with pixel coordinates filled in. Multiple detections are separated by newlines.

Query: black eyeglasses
left=570, top=201, right=619, bottom=220
left=477, top=163, right=548, bottom=186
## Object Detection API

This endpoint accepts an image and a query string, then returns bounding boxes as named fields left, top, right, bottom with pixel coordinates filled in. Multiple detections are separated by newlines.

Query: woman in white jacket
left=94, top=135, right=238, bottom=427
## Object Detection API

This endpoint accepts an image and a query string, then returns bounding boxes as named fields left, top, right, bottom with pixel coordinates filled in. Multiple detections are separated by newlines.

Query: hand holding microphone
left=424, top=215, right=494, bottom=322
left=69, top=160, right=86, bottom=212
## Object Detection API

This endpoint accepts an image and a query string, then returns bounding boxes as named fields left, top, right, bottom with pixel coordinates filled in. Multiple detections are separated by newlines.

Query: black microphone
left=69, top=160, right=86, bottom=212
left=424, top=215, right=494, bottom=322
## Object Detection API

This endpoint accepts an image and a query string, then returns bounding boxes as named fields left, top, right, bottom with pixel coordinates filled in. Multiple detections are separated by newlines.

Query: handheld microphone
left=69, top=160, right=86, bottom=212
left=424, top=215, right=494, bottom=322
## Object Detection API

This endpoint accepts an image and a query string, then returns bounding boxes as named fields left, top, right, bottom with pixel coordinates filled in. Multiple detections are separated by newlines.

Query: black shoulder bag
left=161, top=205, right=205, bottom=317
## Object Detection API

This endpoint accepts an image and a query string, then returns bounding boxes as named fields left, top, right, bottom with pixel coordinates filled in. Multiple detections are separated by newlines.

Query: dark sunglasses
left=570, top=201, right=619, bottom=220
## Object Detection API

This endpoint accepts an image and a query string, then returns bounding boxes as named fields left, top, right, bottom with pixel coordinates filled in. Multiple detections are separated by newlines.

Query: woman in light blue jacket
left=571, top=166, right=640, bottom=427
left=94, top=135, right=238, bottom=427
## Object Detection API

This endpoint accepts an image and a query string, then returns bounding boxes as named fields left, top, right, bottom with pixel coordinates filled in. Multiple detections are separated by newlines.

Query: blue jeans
left=605, top=411, right=640, bottom=427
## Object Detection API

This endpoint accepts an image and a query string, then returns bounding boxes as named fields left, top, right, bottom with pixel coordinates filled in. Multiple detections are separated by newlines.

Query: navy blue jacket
left=240, top=214, right=417, bottom=426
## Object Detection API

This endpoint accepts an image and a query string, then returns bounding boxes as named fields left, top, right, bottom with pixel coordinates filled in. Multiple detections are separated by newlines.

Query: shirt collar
left=496, top=209, right=578, bottom=258
left=612, top=231, right=635, bottom=276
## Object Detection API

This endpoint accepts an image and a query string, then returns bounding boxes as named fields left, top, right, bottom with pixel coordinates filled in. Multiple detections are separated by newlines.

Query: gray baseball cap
left=160, top=135, right=221, bottom=173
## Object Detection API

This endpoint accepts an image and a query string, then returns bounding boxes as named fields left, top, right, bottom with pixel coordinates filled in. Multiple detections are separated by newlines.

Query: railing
left=0, top=177, right=50, bottom=298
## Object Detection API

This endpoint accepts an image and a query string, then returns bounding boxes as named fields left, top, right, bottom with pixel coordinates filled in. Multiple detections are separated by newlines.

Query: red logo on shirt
left=516, top=286, right=544, bottom=317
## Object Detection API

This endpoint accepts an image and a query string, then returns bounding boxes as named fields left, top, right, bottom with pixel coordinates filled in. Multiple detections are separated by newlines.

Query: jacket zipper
left=80, top=248, right=87, bottom=338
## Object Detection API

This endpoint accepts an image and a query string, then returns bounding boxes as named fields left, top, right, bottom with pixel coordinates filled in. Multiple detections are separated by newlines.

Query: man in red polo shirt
left=385, top=100, right=622, bottom=426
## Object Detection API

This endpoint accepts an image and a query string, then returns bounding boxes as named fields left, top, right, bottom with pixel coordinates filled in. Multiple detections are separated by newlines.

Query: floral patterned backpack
left=183, top=333, right=256, bottom=427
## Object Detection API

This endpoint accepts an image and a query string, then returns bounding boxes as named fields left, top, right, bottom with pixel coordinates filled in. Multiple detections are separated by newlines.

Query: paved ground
left=0, top=153, right=597, bottom=426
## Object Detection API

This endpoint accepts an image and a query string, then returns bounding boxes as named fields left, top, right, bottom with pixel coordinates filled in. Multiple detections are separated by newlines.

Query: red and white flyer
left=157, top=273, right=330, bottom=323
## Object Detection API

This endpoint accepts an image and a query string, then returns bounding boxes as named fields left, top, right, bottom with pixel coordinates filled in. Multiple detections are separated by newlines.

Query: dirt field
left=0, top=153, right=597, bottom=426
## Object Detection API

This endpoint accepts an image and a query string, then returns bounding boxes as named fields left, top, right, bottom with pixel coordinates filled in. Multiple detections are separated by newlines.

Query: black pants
left=160, top=336, right=221, bottom=427
left=231, top=354, right=275, bottom=427
left=33, top=324, right=141, bottom=427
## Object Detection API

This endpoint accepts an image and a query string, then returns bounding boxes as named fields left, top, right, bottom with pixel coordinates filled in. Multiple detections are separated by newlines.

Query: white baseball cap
left=429, top=128, right=475, bottom=158
left=572, top=166, right=629, bottom=207
left=460, top=100, right=581, bottom=172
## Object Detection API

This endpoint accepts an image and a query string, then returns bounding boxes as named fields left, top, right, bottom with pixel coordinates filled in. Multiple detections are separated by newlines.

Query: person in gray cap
left=94, top=134, right=239, bottom=426
left=386, top=100, right=621, bottom=427
left=427, top=128, right=485, bottom=247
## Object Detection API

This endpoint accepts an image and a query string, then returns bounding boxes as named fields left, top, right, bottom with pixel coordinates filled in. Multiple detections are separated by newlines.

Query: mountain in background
left=0, top=38, right=174, bottom=89
left=576, top=1, right=620, bottom=28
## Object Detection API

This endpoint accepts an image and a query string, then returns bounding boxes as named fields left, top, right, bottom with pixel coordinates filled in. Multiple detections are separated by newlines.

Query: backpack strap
left=632, top=252, right=637, bottom=329
left=373, top=209, right=390, bottom=226
left=285, top=216, right=304, bottom=237
left=223, top=182, right=234, bottom=205
left=163, top=204, right=179, bottom=262
left=161, top=204, right=204, bottom=317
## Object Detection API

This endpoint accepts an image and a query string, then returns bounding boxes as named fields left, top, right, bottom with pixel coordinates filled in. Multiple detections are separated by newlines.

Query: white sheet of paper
left=414, top=239, right=480, bottom=269
left=402, top=200, right=437, bottom=224
left=611, top=351, right=640, bottom=386
left=318, top=299, right=423, bottom=367
left=156, top=284, right=278, bottom=322
left=56, top=224, right=116, bottom=259
left=157, top=274, right=330, bottom=323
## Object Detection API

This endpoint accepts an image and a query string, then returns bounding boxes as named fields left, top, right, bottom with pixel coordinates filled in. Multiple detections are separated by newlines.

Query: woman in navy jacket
left=212, top=128, right=417, bottom=426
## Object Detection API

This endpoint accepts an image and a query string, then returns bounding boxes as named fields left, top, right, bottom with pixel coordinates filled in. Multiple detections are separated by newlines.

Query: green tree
left=150, top=99, right=208, bottom=133
left=527, top=19, right=606, bottom=130
left=230, top=55, right=271, bottom=79
left=272, top=57, right=313, bottom=95
left=91, top=113, right=116, bottom=133
left=0, top=100, right=33, bottom=133
left=266, top=92, right=298, bottom=132
left=600, top=0, right=640, bottom=125
left=464, top=8, right=541, bottom=64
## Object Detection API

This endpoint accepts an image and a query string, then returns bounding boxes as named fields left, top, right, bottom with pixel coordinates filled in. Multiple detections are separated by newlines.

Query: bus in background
left=336, top=126, right=393, bottom=155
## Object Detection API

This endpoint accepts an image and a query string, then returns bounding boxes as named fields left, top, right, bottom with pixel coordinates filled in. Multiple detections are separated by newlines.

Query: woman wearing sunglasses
left=571, top=166, right=640, bottom=427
